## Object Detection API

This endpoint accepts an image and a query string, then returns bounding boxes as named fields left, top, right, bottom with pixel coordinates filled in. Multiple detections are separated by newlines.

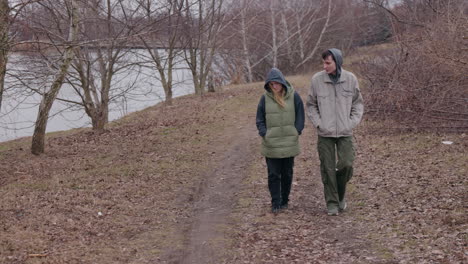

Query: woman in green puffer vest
left=256, top=68, right=305, bottom=214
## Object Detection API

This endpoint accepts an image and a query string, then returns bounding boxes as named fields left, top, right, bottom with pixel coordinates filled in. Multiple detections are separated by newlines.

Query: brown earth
left=0, top=76, right=466, bottom=264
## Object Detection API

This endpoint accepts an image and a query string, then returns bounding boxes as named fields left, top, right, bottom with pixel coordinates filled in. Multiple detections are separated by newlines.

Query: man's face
left=322, top=55, right=336, bottom=75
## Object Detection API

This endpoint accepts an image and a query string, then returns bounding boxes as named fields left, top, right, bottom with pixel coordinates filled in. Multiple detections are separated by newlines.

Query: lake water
left=0, top=50, right=194, bottom=142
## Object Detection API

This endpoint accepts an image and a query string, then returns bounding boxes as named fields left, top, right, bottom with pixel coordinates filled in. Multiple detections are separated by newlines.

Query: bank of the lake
left=0, top=50, right=194, bottom=142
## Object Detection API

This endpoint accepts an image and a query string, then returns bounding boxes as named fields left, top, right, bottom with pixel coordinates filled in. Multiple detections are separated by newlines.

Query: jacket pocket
left=342, top=118, right=353, bottom=135
left=340, top=86, right=354, bottom=97
left=317, top=94, right=330, bottom=128
left=317, top=125, right=330, bottom=136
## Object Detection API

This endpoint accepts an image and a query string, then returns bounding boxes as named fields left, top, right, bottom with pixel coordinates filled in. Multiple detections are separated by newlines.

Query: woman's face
left=269, top=81, right=283, bottom=94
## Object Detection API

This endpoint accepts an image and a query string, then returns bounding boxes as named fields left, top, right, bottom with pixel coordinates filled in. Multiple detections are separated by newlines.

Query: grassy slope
left=0, top=85, right=259, bottom=263
left=0, top=72, right=466, bottom=263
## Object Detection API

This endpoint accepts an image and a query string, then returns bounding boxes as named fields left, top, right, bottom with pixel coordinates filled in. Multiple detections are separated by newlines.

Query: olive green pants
left=317, top=136, right=355, bottom=211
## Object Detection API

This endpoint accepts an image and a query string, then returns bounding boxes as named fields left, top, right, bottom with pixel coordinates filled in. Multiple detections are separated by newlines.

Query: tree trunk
left=31, top=48, right=77, bottom=154
left=0, top=0, right=10, bottom=111
left=190, top=49, right=203, bottom=95
left=207, top=71, right=215, bottom=92
left=92, top=107, right=108, bottom=131
left=270, top=1, right=278, bottom=68
left=165, top=50, right=174, bottom=105
left=279, top=0, right=292, bottom=68
left=94, top=70, right=111, bottom=131
left=295, top=14, right=305, bottom=62
left=31, top=0, right=78, bottom=155
left=240, top=2, right=252, bottom=83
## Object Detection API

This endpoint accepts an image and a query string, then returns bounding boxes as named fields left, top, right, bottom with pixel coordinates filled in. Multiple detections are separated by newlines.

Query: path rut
left=172, top=125, right=257, bottom=264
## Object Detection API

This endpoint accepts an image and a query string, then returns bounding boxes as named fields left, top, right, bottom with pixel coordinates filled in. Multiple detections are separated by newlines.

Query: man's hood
left=328, top=48, right=343, bottom=82
left=264, top=67, right=290, bottom=92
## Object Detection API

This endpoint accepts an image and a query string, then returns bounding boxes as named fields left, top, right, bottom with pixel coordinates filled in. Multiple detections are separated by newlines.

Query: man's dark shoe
left=280, top=203, right=288, bottom=210
left=271, top=205, right=281, bottom=214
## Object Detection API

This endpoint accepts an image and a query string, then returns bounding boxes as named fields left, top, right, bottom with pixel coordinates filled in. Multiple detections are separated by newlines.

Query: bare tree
left=137, top=0, right=184, bottom=105
left=182, top=0, right=225, bottom=95
left=31, top=0, right=79, bottom=154
left=0, top=0, right=9, bottom=111
left=68, top=0, right=142, bottom=130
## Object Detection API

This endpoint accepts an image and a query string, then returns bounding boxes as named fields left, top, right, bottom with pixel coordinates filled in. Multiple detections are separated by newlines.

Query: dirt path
left=179, top=125, right=257, bottom=264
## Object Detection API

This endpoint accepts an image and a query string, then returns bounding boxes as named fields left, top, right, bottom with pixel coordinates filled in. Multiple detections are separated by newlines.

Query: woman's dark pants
left=266, top=157, right=294, bottom=208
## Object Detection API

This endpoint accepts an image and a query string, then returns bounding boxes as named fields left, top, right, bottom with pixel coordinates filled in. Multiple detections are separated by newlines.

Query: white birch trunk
left=269, top=1, right=278, bottom=68
left=295, top=13, right=305, bottom=61
left=279, top=0, right=292, bottom=67
left=240, top=1, right=252, bottom=82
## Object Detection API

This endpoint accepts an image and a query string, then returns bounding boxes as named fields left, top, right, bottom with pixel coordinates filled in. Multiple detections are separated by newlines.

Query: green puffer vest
left=261, top=87, right=300, bottom=158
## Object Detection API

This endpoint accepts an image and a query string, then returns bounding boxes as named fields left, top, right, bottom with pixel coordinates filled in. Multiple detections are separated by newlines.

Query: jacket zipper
left=333, top=82, right=338, bottom=137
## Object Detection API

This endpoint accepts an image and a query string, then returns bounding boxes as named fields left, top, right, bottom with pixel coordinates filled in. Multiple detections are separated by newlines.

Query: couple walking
left=255, top=48, right=364, bottom=216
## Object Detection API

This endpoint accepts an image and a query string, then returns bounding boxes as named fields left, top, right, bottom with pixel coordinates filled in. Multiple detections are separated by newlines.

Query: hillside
left=0, top=76, right=466, bottom=263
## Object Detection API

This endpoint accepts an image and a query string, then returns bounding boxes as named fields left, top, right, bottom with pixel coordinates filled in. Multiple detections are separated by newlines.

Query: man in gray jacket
left=306, top=48, right=364, bottom=216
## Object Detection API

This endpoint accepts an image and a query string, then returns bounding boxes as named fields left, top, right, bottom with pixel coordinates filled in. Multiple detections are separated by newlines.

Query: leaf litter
left=0, top=77, right=466, bottom=263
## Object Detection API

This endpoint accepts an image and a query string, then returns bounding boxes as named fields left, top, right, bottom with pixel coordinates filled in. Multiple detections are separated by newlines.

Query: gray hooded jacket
left=306, top=49, right=364, bottom=137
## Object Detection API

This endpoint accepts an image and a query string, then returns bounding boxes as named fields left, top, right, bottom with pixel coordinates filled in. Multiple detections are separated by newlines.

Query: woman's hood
left=264, top=68, right=289, bottom=92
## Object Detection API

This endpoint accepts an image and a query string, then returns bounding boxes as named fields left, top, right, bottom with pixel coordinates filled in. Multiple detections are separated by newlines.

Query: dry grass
left=1, top=74, right=466, bottom=263
left=0, top=83, right=260, bottom=264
